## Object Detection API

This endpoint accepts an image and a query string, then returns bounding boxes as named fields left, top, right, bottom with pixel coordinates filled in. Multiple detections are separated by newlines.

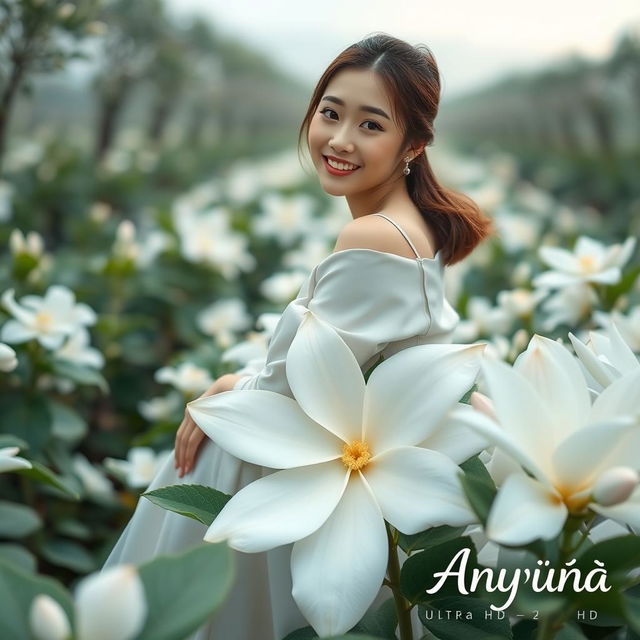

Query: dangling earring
left=403, top=156, right=411, bottom=176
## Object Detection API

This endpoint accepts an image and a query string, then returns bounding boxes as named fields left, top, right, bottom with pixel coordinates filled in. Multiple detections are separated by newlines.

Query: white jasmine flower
left=1, top=286, right=97, bottom=350
left=154, top=361, right=213, bottom=395
left=259, top=271, right=308, bottom=304
left=538, top=283, right=597, bottom=331
left=188, top=311, right=485, bottom=636
left=138, top=390, right=182, bottom=422
left=9, top=229, right=44, bottom=257
left=496, top=288, right=545, bottom=320
left=533, top=236, right=636, bottom=289
left=253, top=192, right=315, bottom=245
left=452, top=296, right=512, bottom=342
left=0, top=342, right=18, bottom=372
left=494, top=211, right=542, bottom=253
left=457, top=334, right=640, bottom=546
left=73, top=453, right=115, bottom=500
left=196, top=298, right=252, bottom=348
left=104, top=447, right=172, bottom=489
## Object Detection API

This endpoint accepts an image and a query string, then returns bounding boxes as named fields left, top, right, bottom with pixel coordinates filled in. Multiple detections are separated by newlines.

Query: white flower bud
left=116, top=220, right=136, bottom=244
left=75, top=565, right=147, bottom=640
left=57, top=3, right=75, bottom=19
left=0, top=342, right=18, bottom=372
left=29, top=594, right=71, bottom=640
left=470, top=391, right=498, bottom=422
left=26, top=231, right=44, bottom=257
left=593, top=466, right=640, bottom=507
left=9, top=229, right=25, bottom=254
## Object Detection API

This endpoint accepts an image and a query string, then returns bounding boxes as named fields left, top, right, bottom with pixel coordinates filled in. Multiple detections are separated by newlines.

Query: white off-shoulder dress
left=102, top=214, right=460, bottom=640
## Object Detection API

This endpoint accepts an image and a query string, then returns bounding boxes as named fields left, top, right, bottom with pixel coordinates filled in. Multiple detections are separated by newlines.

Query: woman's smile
left=322, top=155, right=361, bottom=176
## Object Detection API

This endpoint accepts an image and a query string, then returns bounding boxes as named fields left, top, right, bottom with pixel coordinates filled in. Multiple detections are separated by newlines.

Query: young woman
left=103, top=32, right=493, bottom=639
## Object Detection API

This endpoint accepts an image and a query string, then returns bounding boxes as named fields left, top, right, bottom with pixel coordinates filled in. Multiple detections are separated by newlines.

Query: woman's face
left=307, top=68, right=410, bottom=199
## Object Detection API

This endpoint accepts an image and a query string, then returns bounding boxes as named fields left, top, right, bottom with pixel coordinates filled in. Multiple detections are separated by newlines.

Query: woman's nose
left=329, top=131, right=354, bottom=154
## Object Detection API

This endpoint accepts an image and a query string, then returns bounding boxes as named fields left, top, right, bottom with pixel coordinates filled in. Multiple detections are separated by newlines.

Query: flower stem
left=385, top=523, right=413, bottom=640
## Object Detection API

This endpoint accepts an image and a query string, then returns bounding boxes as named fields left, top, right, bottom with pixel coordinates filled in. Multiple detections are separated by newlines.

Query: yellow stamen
left=35, top=311, right=53, bottom=332
left=341, top=440, right=372, bottom=471
left=578, top=255, right=596, bottom=274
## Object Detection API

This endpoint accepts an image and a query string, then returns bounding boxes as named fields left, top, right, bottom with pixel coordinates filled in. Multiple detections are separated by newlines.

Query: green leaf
left=574, top=535, right=640, bottom=584
left=554, top=623, right=589, bottom=639
left=458, top=456, right=497, bottom=526
left=0, top=434, right=29, bottom=450
left=142, top=483, right=231, bottom=525
left=16, top=460, right=81, bottom=500
left=0, top=545, right=37, bottom=573
left=418, top=596, right=513, bottom=640
left=1, top=394, right=51, bottom=454
left=0, top=557, right=74, bottom=640
left=50, top=358, right=109, bottom=394
left=40, top=538, right=96, bottom=573
left=398, top=525, right=467, bottom=554
left=137, top=542, right=234, bottom=640
left=400, top=537, right=479, bottom=605
left=281, top=626, right=318, bottom=640
left=0, top=501, right=42, bottom=538
left=48, top=399, right=87, bottom=443
left=351, top=597, right=397, bottom=639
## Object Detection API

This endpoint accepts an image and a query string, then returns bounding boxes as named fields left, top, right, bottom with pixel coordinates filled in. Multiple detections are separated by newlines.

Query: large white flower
left=533, top=235, right=636, bottom=289
left=458, top=334, right=640, bottom=546
left=1, top=285, right=96, bottom=350
left=188, top=310, right=484, bottom=636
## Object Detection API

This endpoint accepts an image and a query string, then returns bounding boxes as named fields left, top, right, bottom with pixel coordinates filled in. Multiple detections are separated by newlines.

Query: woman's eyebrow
left=320, top=95, right=390, bottom=121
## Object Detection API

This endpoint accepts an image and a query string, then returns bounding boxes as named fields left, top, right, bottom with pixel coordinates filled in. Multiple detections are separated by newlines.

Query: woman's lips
left=322, top=155, right=360, bottom=176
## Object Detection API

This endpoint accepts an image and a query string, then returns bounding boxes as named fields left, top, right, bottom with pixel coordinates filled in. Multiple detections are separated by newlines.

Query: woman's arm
left=174, top=373, right=244, bottom=476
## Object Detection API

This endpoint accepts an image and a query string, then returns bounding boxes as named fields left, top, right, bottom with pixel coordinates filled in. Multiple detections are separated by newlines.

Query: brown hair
left=298, top=32, right=494, bottom=265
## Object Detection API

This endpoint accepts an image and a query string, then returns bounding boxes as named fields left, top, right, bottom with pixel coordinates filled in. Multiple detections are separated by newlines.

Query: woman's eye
left=318, top=108, right=382, bottom=131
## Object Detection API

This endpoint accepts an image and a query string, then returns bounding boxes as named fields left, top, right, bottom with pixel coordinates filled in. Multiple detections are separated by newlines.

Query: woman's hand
left=174, top=373, right=243, bottom=477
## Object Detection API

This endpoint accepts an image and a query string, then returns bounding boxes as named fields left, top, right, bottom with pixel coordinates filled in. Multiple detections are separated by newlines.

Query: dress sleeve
left=232, top=251, right=430, bottom=398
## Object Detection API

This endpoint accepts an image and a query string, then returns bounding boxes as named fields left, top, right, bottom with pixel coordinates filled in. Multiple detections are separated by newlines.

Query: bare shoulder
left=333, top=214, right=433, bottom=259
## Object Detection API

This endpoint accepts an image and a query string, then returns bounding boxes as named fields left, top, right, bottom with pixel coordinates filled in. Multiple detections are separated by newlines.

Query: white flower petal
left=486, top=474, right=567, bottom=545
left=419, top=403, right=491, bottom=464
left=30, top=594, right=71, bottom=640
left=75, top=565, right=147, bottom=640
left=291, top=473, right=387, bottom=637
left=538, top=246, right=577, bottom=273
left=514, top=335, right=590, bottom=441
left=286, top=310, right=365, bottom=442
left=365, top=446, right=475, bottom=533
left=591, top=488, right=640, bottom=532
left=189, top=390, right=342, bottom=468
left=553, top=416, right=640, bottom=490
left=480, top=356, right=555, bottom=476
left=590, top=369, right=640, bottom=423
left=204, top=460, right=349, bottom=552
left=569, top=332, right=617, bottom=389
left=452, top=406, right=549, bottom=484
left=0, top=319, right=35, bottom=344
left=0, top=454, right=32, bottom=473
left=364, top=343, right=484, bottom=453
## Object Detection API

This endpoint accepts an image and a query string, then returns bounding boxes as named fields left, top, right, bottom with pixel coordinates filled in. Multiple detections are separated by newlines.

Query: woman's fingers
left=175, top=411, right=196, bottom=473
left=183, top=429, right=206, bottom=475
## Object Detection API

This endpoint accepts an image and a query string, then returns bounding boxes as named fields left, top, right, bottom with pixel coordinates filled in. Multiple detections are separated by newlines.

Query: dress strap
left=372, top=213, right=421, bottom=259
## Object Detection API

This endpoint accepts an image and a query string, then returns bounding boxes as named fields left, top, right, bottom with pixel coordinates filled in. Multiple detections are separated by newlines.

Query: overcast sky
left=166, top=0, right=640, bottom=100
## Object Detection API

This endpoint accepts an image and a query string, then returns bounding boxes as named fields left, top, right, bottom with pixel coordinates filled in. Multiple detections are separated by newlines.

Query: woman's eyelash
left=318, top=107, right=382, bottom=131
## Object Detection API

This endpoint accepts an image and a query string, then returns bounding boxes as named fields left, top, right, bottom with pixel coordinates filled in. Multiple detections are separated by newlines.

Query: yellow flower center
left=35, top=311, right=53, bottom=332
left=578, top=255, right=597, bottom=274
left=341, top=440, right=372, bottom=471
